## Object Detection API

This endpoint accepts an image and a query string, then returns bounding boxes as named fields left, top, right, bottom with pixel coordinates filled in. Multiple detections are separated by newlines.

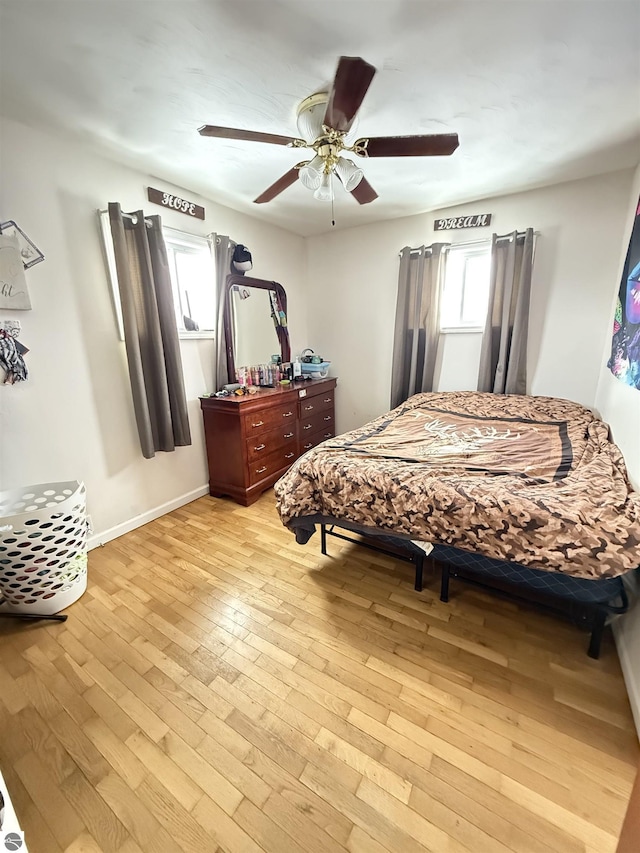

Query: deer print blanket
left=274, top=392, right=640, bottom=579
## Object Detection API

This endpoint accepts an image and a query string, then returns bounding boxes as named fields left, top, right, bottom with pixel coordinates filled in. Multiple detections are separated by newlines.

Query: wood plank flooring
left=0, top=492, right=638, bottom=853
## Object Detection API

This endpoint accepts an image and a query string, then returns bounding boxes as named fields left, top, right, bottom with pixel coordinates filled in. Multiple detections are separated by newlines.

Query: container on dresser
left=200, top=377, right=337, bottom=506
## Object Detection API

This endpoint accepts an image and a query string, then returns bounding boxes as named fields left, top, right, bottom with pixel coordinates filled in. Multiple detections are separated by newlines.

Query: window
left=439, top=243, right=491, bottom=332
left=164, top=228, right=215, bottom=337
left=99, top=212, right=216, bottom=340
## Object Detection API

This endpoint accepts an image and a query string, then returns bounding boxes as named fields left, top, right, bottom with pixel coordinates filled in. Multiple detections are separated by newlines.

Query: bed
left=274, top=391, right=640, bottom=656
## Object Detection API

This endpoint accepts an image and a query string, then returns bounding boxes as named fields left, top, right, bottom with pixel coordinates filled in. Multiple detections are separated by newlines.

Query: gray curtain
left=478, top=228, right=534, bottom=395
left=390, top=244, right=448, bottom=409
left=212, top=233, right=235, bottom=390
left=108, top=203, right=191, bottom=458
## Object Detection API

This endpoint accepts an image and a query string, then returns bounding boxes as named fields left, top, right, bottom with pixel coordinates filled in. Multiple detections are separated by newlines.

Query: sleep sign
left=147, top=187, right=205, bottom=220
left=434, top=213, right=492, bottom=231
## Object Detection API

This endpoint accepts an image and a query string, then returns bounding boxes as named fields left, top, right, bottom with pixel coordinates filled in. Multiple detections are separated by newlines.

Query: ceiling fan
left=198, top=56, right=459, bottom=206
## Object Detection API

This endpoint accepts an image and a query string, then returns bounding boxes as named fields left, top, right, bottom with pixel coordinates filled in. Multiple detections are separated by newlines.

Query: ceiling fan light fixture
left=313, top=172, right=334, bottom=202
left=296, top=93, right=329, bottom=143
left=299, top=154, right=325, bottom=190
left=335, top=157, right=364, bottom=191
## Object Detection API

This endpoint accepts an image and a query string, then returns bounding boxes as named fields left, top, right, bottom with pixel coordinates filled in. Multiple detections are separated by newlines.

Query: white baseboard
left=88, top=485, right=209, bottom=550
left=613, top=619, right=640, bottom=741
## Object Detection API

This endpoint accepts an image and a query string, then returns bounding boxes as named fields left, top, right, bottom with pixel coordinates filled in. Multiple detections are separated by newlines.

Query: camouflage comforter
left=274, top=392, right=640, bottom=579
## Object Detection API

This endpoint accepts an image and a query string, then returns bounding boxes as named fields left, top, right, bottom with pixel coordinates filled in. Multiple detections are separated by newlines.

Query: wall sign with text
left=0, top=233, right=31, bottom=310
left=434, top=213, right=492, bottom=231
left=147, top=187, right=205, bottom=220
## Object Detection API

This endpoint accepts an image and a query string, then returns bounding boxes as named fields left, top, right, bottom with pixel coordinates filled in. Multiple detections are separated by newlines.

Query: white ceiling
left=1, top=1, right=639, bottom=236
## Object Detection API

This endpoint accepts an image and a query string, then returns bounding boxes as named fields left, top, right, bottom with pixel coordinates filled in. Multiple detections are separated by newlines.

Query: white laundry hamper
left=0, top=481, right=88, bottom=615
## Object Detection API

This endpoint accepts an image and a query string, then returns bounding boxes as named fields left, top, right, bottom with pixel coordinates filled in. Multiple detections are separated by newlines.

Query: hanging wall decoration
left=0, top=319, right=29, bottom=383
left=0, top=221, right=45, bottom=269
left=0, top=231, right=31, bottom=310
left=147, top=187, right=205, bottom=220
left=434, top=213, right=492, bottom=231
left=608, top=195, right=640, bottom=391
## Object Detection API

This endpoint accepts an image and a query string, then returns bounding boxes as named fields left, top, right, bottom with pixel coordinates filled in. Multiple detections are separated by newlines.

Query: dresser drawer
left=246, top=424, right=297, bottom=462
left=299, top=408, right=334, bottom=437
left=244, top=401, right=297, bottom=437
left=299, top=390, right=334, bottom=417
left=248, top=446, right=297, bottom=486
left=300, top=426, right=335, bottom=454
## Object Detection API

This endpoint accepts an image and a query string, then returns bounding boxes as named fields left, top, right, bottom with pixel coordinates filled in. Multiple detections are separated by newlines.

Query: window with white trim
left=99, top=212, right=216, bottom=340
left=163, top=228, right=215, bottom=337
left=440, top=243, right=491, bottom=332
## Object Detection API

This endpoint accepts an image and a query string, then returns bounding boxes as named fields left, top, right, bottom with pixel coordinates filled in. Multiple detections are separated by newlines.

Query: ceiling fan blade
left=358, top=133, right=459, bottom=158
left=351, top=177, right=378, bottom=205
left=199, top=125, right=303, bottom=147
left=253, top=168, right=300, bottom=204
left=324, top=56, right=376, bottom=133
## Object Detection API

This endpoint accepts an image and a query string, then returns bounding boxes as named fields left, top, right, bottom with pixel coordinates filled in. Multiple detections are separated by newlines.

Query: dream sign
left=434, top=213, right=492, bottom=231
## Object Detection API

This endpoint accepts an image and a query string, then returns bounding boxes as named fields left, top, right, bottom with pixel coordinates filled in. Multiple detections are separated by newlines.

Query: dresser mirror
left=223, top=274, right=291, bottom=383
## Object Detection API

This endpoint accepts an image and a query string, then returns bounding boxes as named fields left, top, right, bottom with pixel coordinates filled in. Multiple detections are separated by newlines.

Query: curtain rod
left=98, top=208, right=153, bottom=228
left=400, top=230, right=539, bottom=257
left=98, top=210, right=217, bottom=246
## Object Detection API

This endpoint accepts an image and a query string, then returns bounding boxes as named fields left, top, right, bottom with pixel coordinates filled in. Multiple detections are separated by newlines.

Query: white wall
left=595, top=163, right=640, bottom=738
left=306, top=170, right=633, bottom=433
left=594, top=165, right=640, bottom=490
left=0, top=118, right=306, bottom=543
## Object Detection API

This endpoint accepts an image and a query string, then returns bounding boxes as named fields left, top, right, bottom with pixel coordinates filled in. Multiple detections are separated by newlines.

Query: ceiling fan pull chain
left=331, top=191, right=335, bottom=228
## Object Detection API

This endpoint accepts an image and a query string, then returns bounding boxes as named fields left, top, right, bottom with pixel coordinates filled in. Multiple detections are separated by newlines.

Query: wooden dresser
left=200, top=377, right=337, bottom=506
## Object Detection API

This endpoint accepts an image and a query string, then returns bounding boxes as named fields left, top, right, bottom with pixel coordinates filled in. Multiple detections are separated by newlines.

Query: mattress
left=274, top=391, right=640, bottom=580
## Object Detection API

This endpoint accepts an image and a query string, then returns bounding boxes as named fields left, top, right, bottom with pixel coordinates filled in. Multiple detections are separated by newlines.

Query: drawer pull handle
left=256, top=466, right=267, bottom=474
left=282, top=411, right=293, bottom=417
left=323, top=398, right=332, bottom=403
left=323, top=432, right=332, bottom=438
left=303, top=443, right=313, bottom=450
left=303, top=404, right=314, bottom=411
left=254, top=443, right=266, bottom=451
left=323, top=415, right=332, bottom=421
left=284, top=452, right=295, bottom=459
left=283, top=432, right=294, bottom=439
left=251, top=420, right=264, bottom=428
left=303, top=424, right=312, bottom=430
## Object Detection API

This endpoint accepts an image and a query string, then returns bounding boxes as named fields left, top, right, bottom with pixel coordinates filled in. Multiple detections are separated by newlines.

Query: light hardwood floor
left=0, top=493, right=638, bottom=853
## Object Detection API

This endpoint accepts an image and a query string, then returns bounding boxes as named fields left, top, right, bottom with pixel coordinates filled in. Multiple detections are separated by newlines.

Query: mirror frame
left=223, top=273, right=291, bottom=383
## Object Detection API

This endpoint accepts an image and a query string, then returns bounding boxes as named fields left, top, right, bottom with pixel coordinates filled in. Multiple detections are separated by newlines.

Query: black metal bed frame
left=437, top=562, right=625, bottom=659
left=320, top=523, right=427, bottom=591
left=318, top=522, right=629, bottom=659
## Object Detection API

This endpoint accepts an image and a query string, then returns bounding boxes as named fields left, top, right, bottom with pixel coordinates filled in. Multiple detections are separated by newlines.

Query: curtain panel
left=211, top=233, right=236, bottom=390
left=478, top=228, right=534, bottom=395
left=390, top=243, right=448, bottom=409
left=108, top=203, right=191, bottom=459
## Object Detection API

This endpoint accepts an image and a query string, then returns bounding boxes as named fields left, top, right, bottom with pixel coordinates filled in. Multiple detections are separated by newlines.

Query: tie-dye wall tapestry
left=608, top=195, right=640, bottom=390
